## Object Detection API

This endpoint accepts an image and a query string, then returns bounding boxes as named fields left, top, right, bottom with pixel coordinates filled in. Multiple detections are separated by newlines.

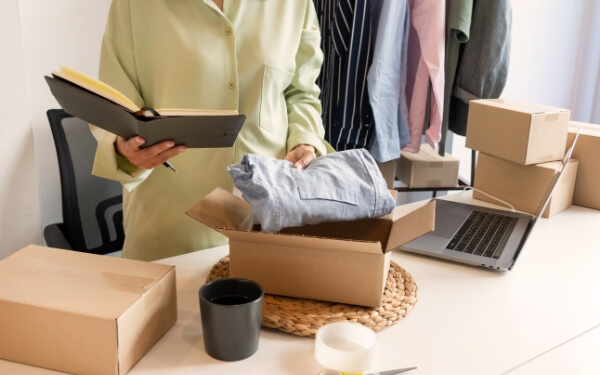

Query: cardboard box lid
left=472, top=98, right=570, bottom=115
left=400, top=143, right=459, bottom=162
left=0, top=245, right=174, bottom=319
left=187, top=188, right=435, bottom=254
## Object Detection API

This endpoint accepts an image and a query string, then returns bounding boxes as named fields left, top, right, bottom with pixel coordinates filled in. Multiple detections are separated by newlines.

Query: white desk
left=504, top=323, right=600, bottom=374
left=2, top=194, right=599, bottom=375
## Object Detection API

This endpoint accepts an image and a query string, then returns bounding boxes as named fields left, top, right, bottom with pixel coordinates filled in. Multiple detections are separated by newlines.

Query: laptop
left=399, top=127, right=580, bottom=271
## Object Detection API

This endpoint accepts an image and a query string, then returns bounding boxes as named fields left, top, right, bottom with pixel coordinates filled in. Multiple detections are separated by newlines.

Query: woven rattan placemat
left=206, top=256, right=418, bottom=337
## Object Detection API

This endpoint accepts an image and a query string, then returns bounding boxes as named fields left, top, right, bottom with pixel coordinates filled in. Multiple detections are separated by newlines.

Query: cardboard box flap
left=186, top=187, right=254, bottom=231
left=280, top=217, right=390, bottom=246
left=385, top=200, right=436, bottom=253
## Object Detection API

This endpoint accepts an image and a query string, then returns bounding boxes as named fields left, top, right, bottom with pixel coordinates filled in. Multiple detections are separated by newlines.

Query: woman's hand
left=115, top=136, right=185, bottom=169
left=284, top=144, right=317, bottom=170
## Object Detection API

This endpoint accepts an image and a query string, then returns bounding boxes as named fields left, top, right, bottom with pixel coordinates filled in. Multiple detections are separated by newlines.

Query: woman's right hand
left=115, top=136, right=186, bottom=169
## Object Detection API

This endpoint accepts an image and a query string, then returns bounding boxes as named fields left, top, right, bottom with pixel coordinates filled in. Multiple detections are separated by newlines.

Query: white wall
left=504, top=0, right=586, bottom=111
left=0, top=0, right=40, bottom=259
left=21, top=0, right=111, bottom=231
left=0, top=0, right=593, bottom=259
left=0, top=0, right=110, bottom=259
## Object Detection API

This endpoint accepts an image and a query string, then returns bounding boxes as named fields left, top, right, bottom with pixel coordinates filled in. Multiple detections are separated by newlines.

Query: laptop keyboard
left=446, top=210, right=517, bottom=259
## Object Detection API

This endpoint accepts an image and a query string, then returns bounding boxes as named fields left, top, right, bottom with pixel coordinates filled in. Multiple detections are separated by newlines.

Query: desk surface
left=2, top=194, right=599, bottom=375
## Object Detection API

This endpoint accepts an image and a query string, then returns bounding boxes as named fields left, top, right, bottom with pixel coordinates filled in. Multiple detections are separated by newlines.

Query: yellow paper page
left=53, top=65, right=140, bottom=113
left=53, top=66, right=240, bottom=117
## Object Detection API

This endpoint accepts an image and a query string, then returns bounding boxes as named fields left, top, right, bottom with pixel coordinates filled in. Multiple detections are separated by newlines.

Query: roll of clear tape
left=314, top=322, right=379, bottom=373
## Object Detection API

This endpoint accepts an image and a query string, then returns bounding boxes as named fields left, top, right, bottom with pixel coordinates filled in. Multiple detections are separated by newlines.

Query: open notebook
left=45, top=66, right=245, bottom=148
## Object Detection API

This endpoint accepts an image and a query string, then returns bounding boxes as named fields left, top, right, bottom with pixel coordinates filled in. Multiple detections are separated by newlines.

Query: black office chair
left=44, top=109, right=125, bottom=255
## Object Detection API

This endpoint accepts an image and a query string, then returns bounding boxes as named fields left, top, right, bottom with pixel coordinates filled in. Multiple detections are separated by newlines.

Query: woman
left=91, top=0, right=333, bottom=261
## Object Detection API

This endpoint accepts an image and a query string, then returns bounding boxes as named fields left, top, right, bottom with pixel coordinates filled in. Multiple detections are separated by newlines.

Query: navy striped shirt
left=314, top=0, right=375, bottom=151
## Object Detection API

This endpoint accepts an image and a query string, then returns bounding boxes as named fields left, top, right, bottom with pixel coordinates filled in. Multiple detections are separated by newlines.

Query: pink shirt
left=403, top=0, right=446, bottom=153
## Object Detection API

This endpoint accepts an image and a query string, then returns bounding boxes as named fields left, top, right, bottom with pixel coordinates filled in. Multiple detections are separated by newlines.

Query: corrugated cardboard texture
left=187, top=188, right=435, bottom=307
left=473, top=153, right=578, bottom=218
left=229, top=242, right=391, bottom=307
left=466, top=98, right=570, bottom=165
left=0, top=246, right=177, bottom=375
left=396, top=144, right=459, bottom=188
left=567, top=122, right=600, bottom=209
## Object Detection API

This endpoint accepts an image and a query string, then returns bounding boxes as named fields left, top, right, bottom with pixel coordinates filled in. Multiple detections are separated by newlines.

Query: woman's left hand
left=284, top=144, right=317, bottom=170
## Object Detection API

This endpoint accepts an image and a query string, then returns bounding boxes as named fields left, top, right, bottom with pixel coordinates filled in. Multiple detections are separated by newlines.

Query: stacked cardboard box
left=466, top=98, right=577, bottom=218
left=473, top=153, right=578, bottom=218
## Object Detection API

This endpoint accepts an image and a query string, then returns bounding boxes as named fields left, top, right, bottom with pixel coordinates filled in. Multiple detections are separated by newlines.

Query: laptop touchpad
left=433, top=212, right=464, bottom=238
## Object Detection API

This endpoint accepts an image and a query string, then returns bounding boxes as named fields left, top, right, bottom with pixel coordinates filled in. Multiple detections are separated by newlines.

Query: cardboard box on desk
left=186, top=188, right=435, bottom=307
left=567, top=122, right=600, bottom=210
left=473, top=153, right=578, bottom=218
left=466, top=98, right=570, bottom=165
left=396, top=144, right=459, bottom=188
left=0, top=245, right=177, bottom=375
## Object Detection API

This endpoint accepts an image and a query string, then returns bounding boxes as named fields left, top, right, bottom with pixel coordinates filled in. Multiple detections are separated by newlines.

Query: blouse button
left=225, top=28, right=233, bottom=36
left=228, top=81, right=236, bottom=89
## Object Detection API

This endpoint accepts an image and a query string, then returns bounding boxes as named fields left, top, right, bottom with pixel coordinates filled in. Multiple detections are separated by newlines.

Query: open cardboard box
left=466, top=98, right=570, bottom=165
left=187, top=188, right=435, bottom=307
left=0, top=245, right=177, bottom=375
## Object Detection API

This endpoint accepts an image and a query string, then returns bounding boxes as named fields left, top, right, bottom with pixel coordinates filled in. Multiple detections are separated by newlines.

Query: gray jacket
left=449, top=0, right=512, bottom=136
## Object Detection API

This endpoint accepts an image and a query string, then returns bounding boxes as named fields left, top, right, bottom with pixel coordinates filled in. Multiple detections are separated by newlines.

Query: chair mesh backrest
left=47, top=109, right=124, bottom=253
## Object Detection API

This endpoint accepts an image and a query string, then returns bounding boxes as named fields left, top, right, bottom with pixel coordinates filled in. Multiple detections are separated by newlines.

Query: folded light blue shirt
left=227, top=149, right=396, bottom=233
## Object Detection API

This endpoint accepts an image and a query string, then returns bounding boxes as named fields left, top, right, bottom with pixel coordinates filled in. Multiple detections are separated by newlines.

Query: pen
left=163, top=161, right=177, bottom=173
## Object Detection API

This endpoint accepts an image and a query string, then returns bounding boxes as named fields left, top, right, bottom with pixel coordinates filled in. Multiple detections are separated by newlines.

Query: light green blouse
left=91, top=0, right=333, bottom=261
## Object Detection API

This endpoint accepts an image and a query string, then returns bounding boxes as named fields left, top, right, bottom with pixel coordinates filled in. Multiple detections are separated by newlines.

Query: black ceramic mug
left=199, top=277, right=264, bottom=361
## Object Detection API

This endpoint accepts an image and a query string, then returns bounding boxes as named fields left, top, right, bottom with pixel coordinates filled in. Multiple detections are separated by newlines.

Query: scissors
left=317, top=367, right=417, bottom=375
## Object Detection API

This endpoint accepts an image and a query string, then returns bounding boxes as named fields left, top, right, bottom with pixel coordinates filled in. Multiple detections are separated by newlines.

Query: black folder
left=45, top=75, right=246, bottom=148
